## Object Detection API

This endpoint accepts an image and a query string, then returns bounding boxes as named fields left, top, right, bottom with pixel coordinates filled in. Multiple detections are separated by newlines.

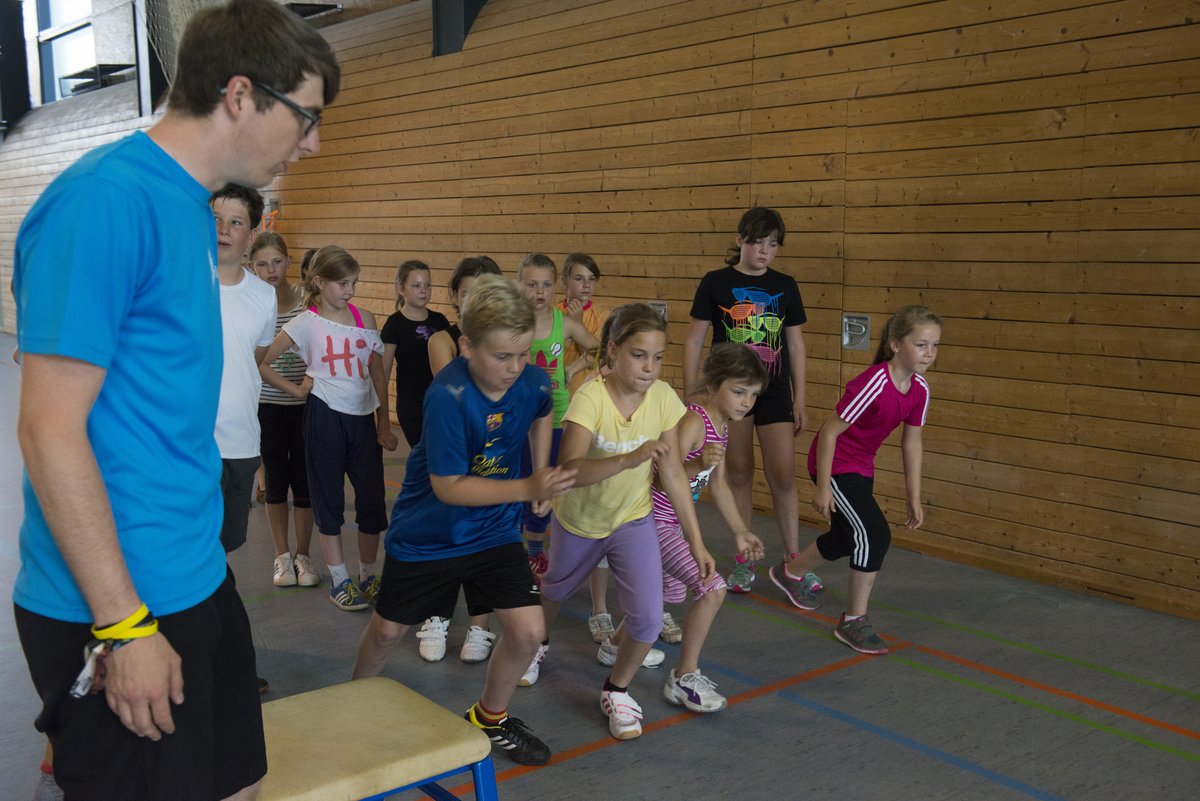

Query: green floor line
left=895, top=656, right=1200, bottom=764
left=726, top=598, right=834, bottom=638
left=876, top=601, right=1200, bottom=702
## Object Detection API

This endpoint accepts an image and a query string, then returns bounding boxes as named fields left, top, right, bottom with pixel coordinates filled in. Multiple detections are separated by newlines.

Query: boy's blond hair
left=517, top=252, right=556, bottom=281
left=461, top=275, right=535, bottom=343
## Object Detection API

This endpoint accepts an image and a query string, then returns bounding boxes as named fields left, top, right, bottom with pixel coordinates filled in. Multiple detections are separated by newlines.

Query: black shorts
left=812, top=473, right=892, bottom=572
left=15, top=569, right=266, bottom=801
left=374, top=542, right=541, bottom=625
left=219, top=456, right=260, bottom=553
left=258, top=402, right=311, bottom=507
left=303, top=394, right=387, bottom=536
left=749, top=379, right=794, bottom=427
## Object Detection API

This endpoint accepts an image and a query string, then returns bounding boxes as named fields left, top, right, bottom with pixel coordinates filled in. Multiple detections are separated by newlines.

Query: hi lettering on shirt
left=320, top=334, right=368, bottom=378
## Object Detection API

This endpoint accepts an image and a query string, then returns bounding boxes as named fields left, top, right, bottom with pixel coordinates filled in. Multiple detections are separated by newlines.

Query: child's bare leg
left=469, top=613, right=490, bottom=629
left=352, top=613, right=410, bottom=678
left=481, top=606, right=545, bottom=711
left=676, top=587, right=725, bottom=676
left=319, top=532, right=344, bottom=568
left=357, top=530, right=380, bottom=566
left=265, top=502, right=291, bottom=555
left=784, top=541, right=825, bottom=575
left=294, top=505, right=314, bottom=556
left=609, top=638, right=654, bottom=688
left=723, top=416, right=756, bottom=530
left=757, top=421, right=800, bottom=556
left=540, top=597, right=563, bottom=630
left=589, top=566, right=610, bottom=614
left=845, top=569, right=878, bottom=617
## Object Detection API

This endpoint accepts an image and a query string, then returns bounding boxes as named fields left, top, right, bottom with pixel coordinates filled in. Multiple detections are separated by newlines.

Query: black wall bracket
left=432, top=0, right=487, bottom=56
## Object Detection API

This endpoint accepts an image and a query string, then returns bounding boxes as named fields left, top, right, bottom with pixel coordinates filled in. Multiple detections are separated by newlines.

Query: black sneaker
left=464, top=708, right=551, bottom=766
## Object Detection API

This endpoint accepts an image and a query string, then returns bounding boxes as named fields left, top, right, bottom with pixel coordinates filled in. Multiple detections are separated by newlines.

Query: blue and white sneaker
left=328, top=578, right=368, bottom=611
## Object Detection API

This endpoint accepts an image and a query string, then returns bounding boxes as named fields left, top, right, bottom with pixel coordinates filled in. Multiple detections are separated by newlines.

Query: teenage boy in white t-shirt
left=212, top=183, right=277, bottom=554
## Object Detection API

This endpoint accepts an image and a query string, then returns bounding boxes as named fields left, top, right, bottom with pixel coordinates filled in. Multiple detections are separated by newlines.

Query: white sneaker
left=659, top=612, right=682, bottom=644
left=273, top=553, right=297, bottom=587
left=588, top=612, right=615, bottom=643
left=600, top=688, right=643, bottom=740
left=459, top=626, right=497, bottom=663
left=520, top=643, right=549, bottom=686
left=597, top=637, right=665, bottom=669
left=663, top=669, right=726, bottom=712
left=417, top=616, right=450, bottom=662
left=294, top=554, right=321, bottom=587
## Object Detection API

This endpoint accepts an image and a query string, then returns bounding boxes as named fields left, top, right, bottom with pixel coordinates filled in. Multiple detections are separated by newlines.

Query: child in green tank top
left=518, top=254, right=599, bottom=577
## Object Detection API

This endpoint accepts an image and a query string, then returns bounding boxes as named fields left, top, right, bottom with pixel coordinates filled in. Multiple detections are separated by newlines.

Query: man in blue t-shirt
left=11, top=2, right=339, bottom=798
left=352, top=276, right=576, bottom=768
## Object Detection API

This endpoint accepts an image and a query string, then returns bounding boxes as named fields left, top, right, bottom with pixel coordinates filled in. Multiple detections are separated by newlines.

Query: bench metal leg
left=471, top=756, right=499, bottom=801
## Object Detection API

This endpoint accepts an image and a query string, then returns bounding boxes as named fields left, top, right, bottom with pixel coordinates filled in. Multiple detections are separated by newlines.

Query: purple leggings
left=541, top=513, right=664, bottom=643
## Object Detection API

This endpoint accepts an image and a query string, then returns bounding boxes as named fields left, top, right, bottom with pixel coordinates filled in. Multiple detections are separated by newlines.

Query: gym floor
left=1, top=331, right=1196, bottom=801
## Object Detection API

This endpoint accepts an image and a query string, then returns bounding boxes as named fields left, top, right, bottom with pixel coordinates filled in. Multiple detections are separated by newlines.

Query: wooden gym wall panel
left=0, top=0, right=1194, bottom=619
left=282, top=0, right=1195, bottom=619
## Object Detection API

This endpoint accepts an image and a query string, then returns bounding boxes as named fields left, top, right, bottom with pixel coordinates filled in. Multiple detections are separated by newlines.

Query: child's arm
left=527, top=413, right=554, bottom=516
left=369, top=352, right=397, bottom=451
left=901, top=423, right=925, bottom=529
left=784, top=324, right=809, bottom=435
left=656, top=420, right=716, bottom=582
left=811, top=413, right=852, bottom=519
left=651, top=411, right=706, bottom=490
left=563, top=314, right=600, bottom=353
left=707, top=461, right=765, bottom=561
left=428, top=330, right=456, bottom=375
left=259, top=330, right=312, bottom=399
left=681, top=318, right=710, bottom=398
left=381, top=342, right=397, bottom=389
left=557, top=420, right=670, bottom=488
left=430, top=463, right=576, bottom=507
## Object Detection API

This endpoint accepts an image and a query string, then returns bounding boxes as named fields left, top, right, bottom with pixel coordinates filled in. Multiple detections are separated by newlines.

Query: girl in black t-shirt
left=682, top=207, right=824, bottom=599
left=381, top=260, right=451, bottom=448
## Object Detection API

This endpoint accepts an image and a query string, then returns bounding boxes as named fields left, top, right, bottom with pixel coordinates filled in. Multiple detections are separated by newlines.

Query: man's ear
left=220, top=75, right=255, bottom=118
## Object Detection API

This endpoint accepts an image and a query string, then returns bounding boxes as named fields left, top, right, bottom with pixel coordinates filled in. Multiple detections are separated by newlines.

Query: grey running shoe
left=588, top=612, right=615, bottom=643
left=834, top=615, right=889, bottom=655
left=659, top=612, right=682, bottom=644
left=727, top=559, right=755, bottom=593
left=768, top=563, right=820, bottom=610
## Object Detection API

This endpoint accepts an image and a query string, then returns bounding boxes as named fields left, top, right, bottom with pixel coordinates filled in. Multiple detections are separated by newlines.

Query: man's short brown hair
left=168, top=0, right=340, bottom=117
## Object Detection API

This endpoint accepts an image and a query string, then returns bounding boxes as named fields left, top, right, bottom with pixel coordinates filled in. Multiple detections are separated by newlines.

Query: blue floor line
left=777, top=689, right=1070, bottom=801
left=693, top=657, right=1066, bottom=801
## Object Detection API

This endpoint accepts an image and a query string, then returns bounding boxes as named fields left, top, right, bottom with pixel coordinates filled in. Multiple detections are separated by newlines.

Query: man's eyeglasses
left=221, top=81, right=322, bottom=136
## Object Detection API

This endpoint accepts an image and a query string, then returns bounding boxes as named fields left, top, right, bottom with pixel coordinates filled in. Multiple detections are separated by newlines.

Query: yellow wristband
left=91, top=603, right=154, bottom=640
left=112, top=618, right=158, bottom=640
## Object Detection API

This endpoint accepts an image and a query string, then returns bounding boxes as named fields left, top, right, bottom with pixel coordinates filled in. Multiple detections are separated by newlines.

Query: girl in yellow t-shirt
left=521, top=304, right=716, bottom=742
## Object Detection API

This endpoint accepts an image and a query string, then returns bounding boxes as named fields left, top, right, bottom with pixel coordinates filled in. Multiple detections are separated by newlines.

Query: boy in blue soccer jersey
left=352, top=275, right=576, bottom=766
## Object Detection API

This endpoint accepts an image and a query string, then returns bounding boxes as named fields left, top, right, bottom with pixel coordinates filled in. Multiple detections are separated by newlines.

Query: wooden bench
left=259, top=677, right=499, bottom=801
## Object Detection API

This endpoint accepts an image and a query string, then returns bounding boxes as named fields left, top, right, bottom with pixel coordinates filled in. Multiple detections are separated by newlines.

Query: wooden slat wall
left=0, top=83, right=150, bottom=329
left=1, top=0, right=1195, bottom=618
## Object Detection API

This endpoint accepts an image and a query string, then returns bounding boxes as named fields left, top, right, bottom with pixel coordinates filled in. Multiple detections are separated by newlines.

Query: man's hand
left=100, top=634, right=184, bottom=740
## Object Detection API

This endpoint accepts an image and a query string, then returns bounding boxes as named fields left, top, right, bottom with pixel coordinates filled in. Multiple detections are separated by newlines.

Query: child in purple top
left=771, top=306, right=942, bottom=656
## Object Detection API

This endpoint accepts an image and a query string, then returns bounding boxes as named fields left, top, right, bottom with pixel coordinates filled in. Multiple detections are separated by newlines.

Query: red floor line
left=449, top=650, right=887, bottom=793
left=917, top=644, right=1200, bottom=742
